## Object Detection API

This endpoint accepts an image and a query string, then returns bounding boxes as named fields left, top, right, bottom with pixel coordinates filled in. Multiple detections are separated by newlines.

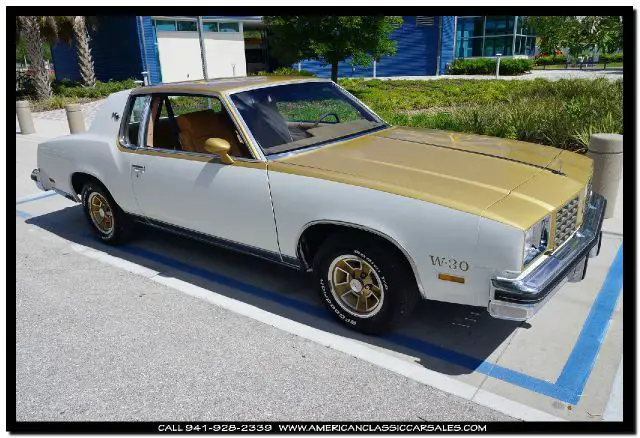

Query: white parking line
left=602, top=357, right=623, bottom=421
left=58, top=233, right=564, bottom=422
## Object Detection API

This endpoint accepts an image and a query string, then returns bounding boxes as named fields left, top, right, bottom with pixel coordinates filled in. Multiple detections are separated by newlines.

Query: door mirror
left=204, top=138, right=234, bottom=165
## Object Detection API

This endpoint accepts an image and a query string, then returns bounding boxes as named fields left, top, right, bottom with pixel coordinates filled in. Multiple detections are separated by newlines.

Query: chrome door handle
left=132, top=164, right=145, bottom=178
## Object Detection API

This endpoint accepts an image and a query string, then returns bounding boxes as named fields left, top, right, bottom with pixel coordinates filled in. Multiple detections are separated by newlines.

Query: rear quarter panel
left=36, top=90, right=138, bottom=212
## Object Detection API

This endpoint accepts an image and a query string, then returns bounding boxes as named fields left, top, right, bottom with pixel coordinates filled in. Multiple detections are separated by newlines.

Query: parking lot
left=15, top=120, right=623, bottom=422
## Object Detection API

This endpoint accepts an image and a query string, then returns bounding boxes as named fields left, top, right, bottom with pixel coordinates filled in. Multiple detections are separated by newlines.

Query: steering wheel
left=311, top=112, right=340, bottom=129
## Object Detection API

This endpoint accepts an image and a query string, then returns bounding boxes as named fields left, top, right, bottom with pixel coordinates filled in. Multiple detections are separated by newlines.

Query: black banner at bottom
left=8, top=421, right=631, bottom=434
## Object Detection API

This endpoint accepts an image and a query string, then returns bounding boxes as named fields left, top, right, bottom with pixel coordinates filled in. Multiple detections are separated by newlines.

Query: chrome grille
left=554, top=196, right=579, bottom=248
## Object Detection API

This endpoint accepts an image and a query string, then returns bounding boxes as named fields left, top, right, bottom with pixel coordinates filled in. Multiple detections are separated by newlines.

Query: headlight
left=523, top=215, right=551, bottom=266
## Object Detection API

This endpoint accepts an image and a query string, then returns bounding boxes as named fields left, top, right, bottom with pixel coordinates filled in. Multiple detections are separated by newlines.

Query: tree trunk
left=331, top=61, right=339, bottom=83
left=21, top=16, right=52, bottom=100
left=73, top=16, right=96, bottom=88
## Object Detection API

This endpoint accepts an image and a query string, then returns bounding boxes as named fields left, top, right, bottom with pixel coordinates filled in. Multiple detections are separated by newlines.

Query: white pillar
left=587, top=134, right=623, bottom=219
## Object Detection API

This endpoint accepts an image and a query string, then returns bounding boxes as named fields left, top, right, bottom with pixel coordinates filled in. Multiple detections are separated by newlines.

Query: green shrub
left=449, top=58, right=496, bottom=75
left=52, top=78, right=138, bottom=98
left=552, top=54, right=567, bottom=64
left=449, top=58, right=532, bottom=75
left=498, top=59, right=534, bottom=75
left=535, top=56, right=555, bottom=66
left=255, top=67, right=316, bottom=76
left=340, top=77, right=623, bottom=152
left=535, top=54, right=567, bottom=66
left=600, top=53, right=623, bottom=63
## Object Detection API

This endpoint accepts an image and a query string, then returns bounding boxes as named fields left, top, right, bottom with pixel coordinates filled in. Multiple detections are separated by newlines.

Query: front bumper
left=488, top=192, right=607, bottom=321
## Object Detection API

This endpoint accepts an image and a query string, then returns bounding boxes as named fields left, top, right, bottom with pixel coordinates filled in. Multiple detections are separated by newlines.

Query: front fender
left=268, top=170, right=488, bottom=306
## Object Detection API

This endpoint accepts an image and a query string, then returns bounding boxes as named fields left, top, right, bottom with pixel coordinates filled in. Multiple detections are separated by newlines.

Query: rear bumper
left=488, top=192, right=606, bottom=321
left=31, top=168, right=46, bottom=191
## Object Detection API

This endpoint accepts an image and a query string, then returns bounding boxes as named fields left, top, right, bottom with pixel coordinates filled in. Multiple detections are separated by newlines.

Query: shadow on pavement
left=26, top=204, right=522, bottom=377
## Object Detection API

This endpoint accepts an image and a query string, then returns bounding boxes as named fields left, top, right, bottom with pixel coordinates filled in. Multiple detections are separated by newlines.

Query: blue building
left=51, top=15, right=536, bottom=84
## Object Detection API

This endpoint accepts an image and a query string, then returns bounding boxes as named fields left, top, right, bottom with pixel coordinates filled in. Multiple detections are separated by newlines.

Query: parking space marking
left=602, top=357, right=624, bottom=421
left=555, top=245, right=624, bottom=403
left=16, top=191, right=57, bottom=205
left=15, top=194, right=623, bottom=409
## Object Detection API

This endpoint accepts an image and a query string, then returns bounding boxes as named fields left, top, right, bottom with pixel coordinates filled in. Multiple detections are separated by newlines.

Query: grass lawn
left=533, top=62, right=623, bottom=70
left=340, top=77, right=623, bottom=152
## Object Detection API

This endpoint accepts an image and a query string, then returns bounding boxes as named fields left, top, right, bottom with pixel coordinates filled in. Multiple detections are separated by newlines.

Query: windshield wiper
left=265, top=124, right=388, bottom=156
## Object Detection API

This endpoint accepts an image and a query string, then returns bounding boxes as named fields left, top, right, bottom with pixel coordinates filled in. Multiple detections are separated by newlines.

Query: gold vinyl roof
left=130, top=76, right=329, bottom=95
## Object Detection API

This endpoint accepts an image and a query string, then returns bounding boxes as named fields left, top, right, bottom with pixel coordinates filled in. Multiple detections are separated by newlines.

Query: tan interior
left=176, top=109, right=244, bottom=156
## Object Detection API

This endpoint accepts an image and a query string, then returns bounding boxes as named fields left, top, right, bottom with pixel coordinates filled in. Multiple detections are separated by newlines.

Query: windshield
left=229, top=81, right=386, bottom=155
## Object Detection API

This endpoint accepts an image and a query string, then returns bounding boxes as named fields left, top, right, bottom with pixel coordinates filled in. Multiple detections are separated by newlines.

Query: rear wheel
left=313, top=234, right=419, bottom=334
left=81, top=182, right=135, bottom=245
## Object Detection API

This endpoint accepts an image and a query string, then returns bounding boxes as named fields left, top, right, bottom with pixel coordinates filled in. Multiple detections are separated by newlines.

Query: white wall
left=156, top=29, right=247, bottom=83
left=204, top=32, right=247, bottom=78
left=156, top=31, right=205, bottom=83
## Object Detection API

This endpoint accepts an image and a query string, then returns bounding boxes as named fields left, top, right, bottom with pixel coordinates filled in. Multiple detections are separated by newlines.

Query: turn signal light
left=438, top=273, right=465, bottom=284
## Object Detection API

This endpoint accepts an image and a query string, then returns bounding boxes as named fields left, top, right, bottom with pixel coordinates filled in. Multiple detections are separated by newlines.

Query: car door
left=129, top=93, right=281, bottom=255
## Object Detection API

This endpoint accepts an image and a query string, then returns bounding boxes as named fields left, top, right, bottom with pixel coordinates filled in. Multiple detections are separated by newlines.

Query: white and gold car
left=31, top=77, right=605, bottom=334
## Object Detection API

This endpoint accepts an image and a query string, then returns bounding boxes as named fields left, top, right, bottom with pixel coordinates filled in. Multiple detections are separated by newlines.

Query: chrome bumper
left=31, top=168, right=45, bottom=191
left=488, top=192, right=607, bottom=321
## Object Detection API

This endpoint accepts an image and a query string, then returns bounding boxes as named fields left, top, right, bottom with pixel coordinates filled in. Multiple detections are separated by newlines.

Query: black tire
left=313, top=234, right=420, bottom=334
left=81, top=181, right=135, bottom=245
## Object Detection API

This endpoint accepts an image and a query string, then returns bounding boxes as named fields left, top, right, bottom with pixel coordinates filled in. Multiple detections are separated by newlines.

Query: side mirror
left=204, top=138, right=234, bottom=165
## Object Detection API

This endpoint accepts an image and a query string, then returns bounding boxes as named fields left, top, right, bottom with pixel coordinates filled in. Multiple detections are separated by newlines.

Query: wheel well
left=297, top=223, right=419, bottom=285
left=71, top=172, right=102, bottom=198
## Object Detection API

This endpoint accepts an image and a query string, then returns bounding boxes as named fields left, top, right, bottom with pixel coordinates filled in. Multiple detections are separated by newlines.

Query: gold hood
left=270, top=127, right=593, bottom=230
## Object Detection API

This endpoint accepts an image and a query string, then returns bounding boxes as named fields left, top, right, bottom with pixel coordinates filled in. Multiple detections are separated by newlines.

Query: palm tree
left=57, top=16, right=97, bottom=88
left=16, top=16, right=55, bottom=100
left=16, top=16, right=98, bottom=100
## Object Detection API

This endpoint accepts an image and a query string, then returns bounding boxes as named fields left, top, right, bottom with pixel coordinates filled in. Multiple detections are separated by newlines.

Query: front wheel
left=312, top=235, right=419, bottom=334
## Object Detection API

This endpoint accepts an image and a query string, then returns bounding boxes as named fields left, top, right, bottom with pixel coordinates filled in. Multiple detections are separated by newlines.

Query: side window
left=144, top=94, right=251, bottom=159
left=124, top=95, right=149, bottom=147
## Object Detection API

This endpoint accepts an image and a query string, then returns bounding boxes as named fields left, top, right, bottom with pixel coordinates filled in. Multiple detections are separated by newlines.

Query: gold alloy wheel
left=88, top=192, right=114, bottom=235
left=328, top=255, right=384, bottom=318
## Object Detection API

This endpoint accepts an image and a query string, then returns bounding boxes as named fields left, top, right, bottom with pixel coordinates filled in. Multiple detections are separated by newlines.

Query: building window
left=455, top=16, right=535, bottom=58
left=218, top=22, right=240, bottom=32
left=457, top=16, right=485, bottom=39
left=176, top=20, right=197, bottom=32
left=154, top=19, right=177, bottom=31
left=484, top=16, right=515, bottom=36
left=483, top=36, right=513, bottom=56
left=456, top=37, right=483, bottom=58
left=203, top=22, right=219, bottom=32
left=153, top=18, right=240, bottom=33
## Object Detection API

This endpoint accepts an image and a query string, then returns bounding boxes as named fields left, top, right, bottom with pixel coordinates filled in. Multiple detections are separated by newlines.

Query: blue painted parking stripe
left=15, top=210, right=33, bottom=220
left=16, top=191, right=57, bottom=205
left=121, top=246, right=329, bottom=320
left=555, top=244, right=623, bottom=402
left=117, top=244, right=584, bottom=403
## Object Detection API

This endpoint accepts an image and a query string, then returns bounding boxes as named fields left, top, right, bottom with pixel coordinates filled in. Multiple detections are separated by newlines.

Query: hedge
left=254, top=67, right=316, bottom=76
left=448, top=58, right=534, bottom=75
left=599, top=53, right=623, bottom=63
left=534, top=55, right=567, bottom=66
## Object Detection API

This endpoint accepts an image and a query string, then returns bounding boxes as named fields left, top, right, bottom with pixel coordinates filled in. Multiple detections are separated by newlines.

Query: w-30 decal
left=429, top=255, right=469, bottom=272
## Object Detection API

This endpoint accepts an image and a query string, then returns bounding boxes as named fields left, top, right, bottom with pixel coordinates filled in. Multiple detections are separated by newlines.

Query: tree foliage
left=263, top=16, right=403, bottom=82
left=524, top=16, right=623, bottom=57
